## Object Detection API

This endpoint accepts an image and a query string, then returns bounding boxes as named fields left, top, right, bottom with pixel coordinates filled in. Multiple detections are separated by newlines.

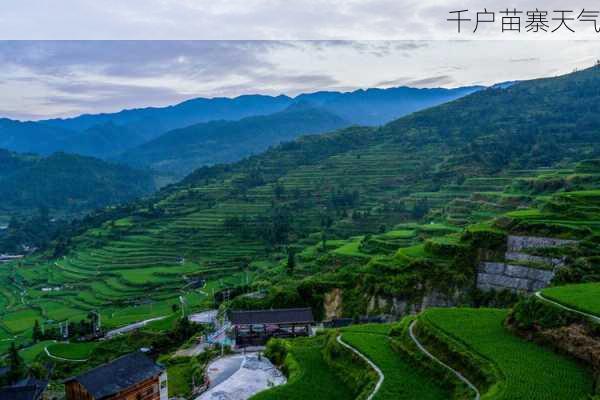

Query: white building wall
left=159, top=371, right=168, bottom=400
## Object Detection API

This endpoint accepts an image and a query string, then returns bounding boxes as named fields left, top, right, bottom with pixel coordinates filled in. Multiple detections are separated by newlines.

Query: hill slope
left=3, top=67, right=600, bottom=349
left=0, top=86, right=480, bottom=159
left=119, top=104, right=350, bottom=177
left=0, top=149, right=155, bottom=218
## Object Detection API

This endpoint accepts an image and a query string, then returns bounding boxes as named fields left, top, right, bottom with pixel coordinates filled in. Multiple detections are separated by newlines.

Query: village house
left=0, top=377, right=48, bottom=400
left=229, top=307, right=315, bottom=347
left=64, top=352, right=167, bottom=400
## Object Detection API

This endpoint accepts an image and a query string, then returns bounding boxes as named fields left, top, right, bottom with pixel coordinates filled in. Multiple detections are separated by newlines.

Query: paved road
left=534, top=291, right=600, bottom=323
left=105, top=316, right=167, bottom=338
left=197, top=353, right=285, bottom=400
left=206, top=355, right=245, bottom=388
left=189, top=310, right=218, bottom=324
left=336, top=335, right=384, bottom=400
left=408, top=320, right=480, bottom=400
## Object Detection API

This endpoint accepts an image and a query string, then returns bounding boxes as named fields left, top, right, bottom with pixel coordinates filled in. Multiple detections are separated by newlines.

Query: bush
left=507, top=296, right=579, bottom=331
left=264, top=338, right=289, bottom=367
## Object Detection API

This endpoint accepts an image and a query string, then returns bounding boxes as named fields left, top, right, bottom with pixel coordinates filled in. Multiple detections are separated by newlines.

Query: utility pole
left=179, top=296, right=186, bottom=318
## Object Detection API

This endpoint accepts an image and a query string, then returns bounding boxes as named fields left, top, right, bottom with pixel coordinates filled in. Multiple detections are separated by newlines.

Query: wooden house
left=64, top=352, right=167, bottom=400
left=229, top=308, right=314, bottom=347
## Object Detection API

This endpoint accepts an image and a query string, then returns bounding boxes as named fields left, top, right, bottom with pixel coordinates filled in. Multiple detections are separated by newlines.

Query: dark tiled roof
left=0, top=379, right=48, bottom=400
left=229, top=308, right=314, bottom=325
left=65, top=352, right=164, bottom=400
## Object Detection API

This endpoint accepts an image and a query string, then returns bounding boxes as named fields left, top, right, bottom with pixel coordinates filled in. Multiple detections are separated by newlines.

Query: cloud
left=375, top=75, right=455, bottom=88
left=0, top=40, right=598, bottom=120
left=2, top=0, right=599, bottom=40
left=509, top=57, right=540, bottom=63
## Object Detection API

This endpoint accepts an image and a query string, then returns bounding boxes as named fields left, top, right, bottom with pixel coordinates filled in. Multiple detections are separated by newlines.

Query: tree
left=286, top=247, right=296, bottom=275
left=7, top=342, right=25, bottom=383
left=173, top=317, right=195, bottom=341
left=32, top=320, right=42, bottom=343
left=28, top=362, right=46, bottom=379
left=274, top=182, right=285, bottom=200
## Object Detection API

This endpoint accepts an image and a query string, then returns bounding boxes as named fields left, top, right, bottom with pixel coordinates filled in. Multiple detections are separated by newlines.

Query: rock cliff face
left=367, top=290, right=459, bottom=317
left=541, top=324, right=600, bottom=370
left=323, top=288, right=343, bottom=320
left=476, top=235, right=576, bottom=293
left=322, top=288, right=459, bottom=319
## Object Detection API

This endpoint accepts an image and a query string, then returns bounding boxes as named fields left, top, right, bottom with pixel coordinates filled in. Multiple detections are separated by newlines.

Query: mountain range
left=0, top=84, right=483, bottom=217
left=0, top=85, right=481, bottom=160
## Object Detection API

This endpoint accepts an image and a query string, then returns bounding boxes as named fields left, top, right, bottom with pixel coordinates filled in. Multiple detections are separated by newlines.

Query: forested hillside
left=0, top=150, right=154, bottom=219
left=0, top=86, right=480, bottom=160
left=3, top=67, right=600, bottom=388
left=120, top=103, right=349, bottom=177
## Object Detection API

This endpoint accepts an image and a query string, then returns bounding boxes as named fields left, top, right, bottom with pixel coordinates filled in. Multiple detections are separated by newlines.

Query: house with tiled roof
left=64, top=352, right=167, bottom=400
left=228, top=307, right=315, bottom=347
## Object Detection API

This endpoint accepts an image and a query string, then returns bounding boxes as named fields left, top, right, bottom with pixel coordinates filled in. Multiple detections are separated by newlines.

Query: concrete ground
left=196, top=353, right=286, bottom=400
left=189, top=310, right=218, bottom=325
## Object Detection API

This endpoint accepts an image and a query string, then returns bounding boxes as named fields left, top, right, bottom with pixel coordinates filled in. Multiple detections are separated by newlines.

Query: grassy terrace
left=46, top=342, right=96, bottom=360
left=420, top=308, right=594, bottom=400
left=251, top=336, right=356, bottom=400
left=341, top=324, right=449, bottom=400
left=542, top=283, right=600, bottom=317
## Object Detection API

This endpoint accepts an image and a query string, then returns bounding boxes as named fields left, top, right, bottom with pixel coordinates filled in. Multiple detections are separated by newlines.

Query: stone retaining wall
left=505, top=252, right=565, bottom=268
left=477, top=262, right=555, bottom=293
left=507, top=235, right=576, bottom=252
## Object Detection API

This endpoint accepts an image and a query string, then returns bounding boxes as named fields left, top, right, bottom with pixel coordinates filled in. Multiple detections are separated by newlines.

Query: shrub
left=264, top=338, right=290, bottom=367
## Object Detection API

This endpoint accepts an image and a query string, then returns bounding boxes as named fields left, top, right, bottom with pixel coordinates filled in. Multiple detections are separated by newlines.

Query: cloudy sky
left=4, top=0, right=600, bottom=40
left=2, top=1, right=600, bottom=120
left=1, top=40, right=599, bottom=120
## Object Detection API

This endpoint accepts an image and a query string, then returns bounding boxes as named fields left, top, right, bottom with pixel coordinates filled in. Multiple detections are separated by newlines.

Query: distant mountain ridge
left=0, top=149, right=155, bottom=218
left=119, top=103, right=349, bottom=178
left=0, top=85, right=483, bottom=160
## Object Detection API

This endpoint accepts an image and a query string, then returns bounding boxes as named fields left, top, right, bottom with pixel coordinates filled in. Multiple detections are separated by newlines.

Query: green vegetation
left=420, top=308, right=594, bottom=400
left=341, top=324, right=449, bottom=400
left=121, top=104, right=349, bottom=178
left=45, top=342, right=96, bottom=360
left=0, top=150, right=154, bottom=227
left=3, top=66, right=600, bottom=400
left=542, top=283, right=600, bottom=317
left=253, top=335, right=356, bottom=400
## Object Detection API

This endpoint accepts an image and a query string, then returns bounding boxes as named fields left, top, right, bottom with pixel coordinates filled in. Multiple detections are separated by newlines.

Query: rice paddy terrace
left=340, top=324, right=449, bottom=400
left=2, top=67, right=600, bottom=377
left=413, top=308, right=595, bottom=400
left=2, top=152, right=599, bottom=354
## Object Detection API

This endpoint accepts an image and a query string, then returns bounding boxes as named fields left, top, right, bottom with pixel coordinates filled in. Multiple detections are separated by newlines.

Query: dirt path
left=535, top=291, right=600, bottom=323
left=336, top=335, right=384, bottom=400
left=408, top=320, right=480, bottom=400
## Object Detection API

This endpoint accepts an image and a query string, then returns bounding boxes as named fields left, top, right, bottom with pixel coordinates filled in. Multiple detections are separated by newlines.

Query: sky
left=1, top=40, right=599, bottom=120
left=4, top=0, right=600, bottom=40
left=3, top=1, right=600, bottom=119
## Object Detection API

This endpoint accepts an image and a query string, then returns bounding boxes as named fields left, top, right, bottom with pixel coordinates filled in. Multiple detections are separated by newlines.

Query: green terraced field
left=341, top=324, right=449, bottom=400
left=421, top=308, right=594, bottom=400
left=251, top=336, right=356, bottom=400
left=18, top=340, right=56, bottom=363
left=542, top=283, right=600, bottom=317
left=46, top=342, right=96, bottom=360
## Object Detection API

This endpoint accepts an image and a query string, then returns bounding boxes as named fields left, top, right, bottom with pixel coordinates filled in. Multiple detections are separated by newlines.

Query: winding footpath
left=408, top=321, right=480, bottom=400
left=44, top=344, right=88, bottom=362
left=336, top=335, right=384, bottom=400
left=534, top=291, right=600, bottom=323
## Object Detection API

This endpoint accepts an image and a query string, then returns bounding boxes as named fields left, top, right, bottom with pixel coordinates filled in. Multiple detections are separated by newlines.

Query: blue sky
left=1, top=40, right=598, bottom=120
